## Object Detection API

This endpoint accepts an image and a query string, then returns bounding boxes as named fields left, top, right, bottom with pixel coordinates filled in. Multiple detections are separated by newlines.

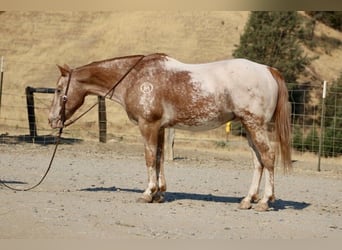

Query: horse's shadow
left=79, top=186, right=310, bottom=211
left=0, top=134, right=82, bottom=145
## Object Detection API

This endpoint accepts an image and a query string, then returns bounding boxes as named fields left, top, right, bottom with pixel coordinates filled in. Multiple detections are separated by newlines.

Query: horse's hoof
left=254, top=201, right=269, bottom=212
left=239, top=199, right=252, bottom=210
left=136, top=196, right=152, bottom=203
left=152, top=192, right=165, bottom=203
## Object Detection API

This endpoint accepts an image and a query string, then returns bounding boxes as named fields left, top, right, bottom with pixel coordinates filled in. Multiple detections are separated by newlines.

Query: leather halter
left=60, top=69, right=73, bottom=126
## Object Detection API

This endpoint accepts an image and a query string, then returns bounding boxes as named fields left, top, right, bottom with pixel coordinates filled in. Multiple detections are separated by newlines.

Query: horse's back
left=163, top=57, right=279, bottom=120
left=164, top=57, right=276, bottom=92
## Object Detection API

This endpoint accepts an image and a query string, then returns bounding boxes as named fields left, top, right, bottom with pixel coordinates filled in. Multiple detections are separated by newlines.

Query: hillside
left=0, top=11, right=341, bottom=142
left=300, top=11, right=342, bottom=83
left=0, top=11, right=249, bottom=139
left=0, top=12, right=249, bottom=87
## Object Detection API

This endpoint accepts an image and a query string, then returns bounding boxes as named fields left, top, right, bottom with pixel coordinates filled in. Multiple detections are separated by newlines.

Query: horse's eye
left=56, top=89, right=62, bottom=95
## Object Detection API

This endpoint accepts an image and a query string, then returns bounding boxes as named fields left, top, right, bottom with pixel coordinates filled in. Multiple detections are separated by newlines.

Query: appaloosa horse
left=49, top=53, right=291, bottom=211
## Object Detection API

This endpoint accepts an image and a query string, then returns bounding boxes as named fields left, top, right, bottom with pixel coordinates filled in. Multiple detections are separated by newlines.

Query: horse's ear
left=57, top=64, right=71, bottom=77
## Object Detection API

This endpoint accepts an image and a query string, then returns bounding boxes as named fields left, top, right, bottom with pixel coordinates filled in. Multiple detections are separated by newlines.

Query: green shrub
left=304, top=128, right=320, bottom=153
left=292, top=125, right=304, bottom=152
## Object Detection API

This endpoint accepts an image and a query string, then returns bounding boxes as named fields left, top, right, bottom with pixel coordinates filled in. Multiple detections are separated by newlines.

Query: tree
left=233, top=11, right=312, bottom=83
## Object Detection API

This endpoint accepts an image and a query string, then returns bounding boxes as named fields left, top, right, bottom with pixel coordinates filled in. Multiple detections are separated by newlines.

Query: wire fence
left=289, top=82, right=342, bottom=158
left=0, top=81, right=341, bottom=159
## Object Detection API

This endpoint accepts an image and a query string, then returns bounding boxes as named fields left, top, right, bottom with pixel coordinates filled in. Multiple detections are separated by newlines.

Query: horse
left=48, top=53, right=292, bottom=211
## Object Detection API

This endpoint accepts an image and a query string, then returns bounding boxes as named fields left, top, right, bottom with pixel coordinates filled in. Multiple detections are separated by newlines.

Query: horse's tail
left=268, top=67, right=292, bottom=172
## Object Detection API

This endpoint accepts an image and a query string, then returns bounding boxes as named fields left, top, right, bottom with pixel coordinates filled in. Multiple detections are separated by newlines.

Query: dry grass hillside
left=0, top=11, right=341, bottom=143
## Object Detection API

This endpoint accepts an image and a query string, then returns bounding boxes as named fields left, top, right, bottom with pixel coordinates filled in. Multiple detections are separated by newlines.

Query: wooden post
left=98, top=96, right=107, bottom=143
left=165, top=128, right=175, bottom=161
left=0, top=56, right=4, bottom=114
left=25, top=86, right=37, bottom=138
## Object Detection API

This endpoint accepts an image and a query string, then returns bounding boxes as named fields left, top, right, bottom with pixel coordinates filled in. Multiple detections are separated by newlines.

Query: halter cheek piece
left=60, top=69, right=73, bottom=126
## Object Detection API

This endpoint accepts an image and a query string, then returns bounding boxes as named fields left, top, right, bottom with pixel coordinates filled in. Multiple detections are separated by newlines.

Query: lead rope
left=0, top=69, right=73, bottom=191
left=0, top=55, right=145, bottom=191
left=0, top=128, right=63, bottom=191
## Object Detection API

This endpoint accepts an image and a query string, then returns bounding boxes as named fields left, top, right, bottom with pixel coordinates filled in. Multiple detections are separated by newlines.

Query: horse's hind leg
left=240, top=121, right=275, bottom=211
left=239, top=133, right=264, bottom=210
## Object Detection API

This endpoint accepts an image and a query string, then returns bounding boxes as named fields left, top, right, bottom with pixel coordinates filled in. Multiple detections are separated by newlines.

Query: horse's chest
left=124, top=83, right=163, bottom=122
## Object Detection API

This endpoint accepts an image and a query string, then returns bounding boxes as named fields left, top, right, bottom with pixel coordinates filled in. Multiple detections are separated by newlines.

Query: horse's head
left=48, top=65, right=86, bottom=128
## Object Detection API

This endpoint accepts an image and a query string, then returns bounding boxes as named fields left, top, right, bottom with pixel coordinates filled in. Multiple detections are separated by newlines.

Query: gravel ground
left=0, top=140, right=341, bottom=239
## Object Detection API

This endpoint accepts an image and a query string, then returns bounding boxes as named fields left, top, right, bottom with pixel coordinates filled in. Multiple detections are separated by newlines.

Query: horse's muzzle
left=48, top=117, right=64, bottom=129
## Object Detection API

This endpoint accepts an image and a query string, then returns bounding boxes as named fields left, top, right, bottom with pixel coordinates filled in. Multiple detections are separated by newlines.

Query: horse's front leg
left=137, top=121, right=165, bottom=203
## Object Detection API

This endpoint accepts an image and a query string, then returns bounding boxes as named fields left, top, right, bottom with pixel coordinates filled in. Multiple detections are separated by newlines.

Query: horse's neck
left=79, top=57, right=140, bottom=105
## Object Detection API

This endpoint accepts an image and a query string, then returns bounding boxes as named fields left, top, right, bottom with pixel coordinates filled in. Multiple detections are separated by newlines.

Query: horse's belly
left=174, top=122, right=223, bottom=131
left=172, top=112, right=235, bottom=132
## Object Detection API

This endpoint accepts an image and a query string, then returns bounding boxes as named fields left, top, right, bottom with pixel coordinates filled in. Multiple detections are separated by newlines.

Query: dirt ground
left=0, top=139, right=341, bottom=239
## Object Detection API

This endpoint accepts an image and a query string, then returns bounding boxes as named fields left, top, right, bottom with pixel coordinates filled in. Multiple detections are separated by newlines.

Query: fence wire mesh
left=0, top=82, right=341, bottom=158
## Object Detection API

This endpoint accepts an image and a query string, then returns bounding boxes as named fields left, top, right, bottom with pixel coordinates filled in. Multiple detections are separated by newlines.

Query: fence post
left=317, top=80, right=327, bottom=172
left=25, top=86, right=37, bottom=138
left=0, top=56, right=4, bottom=115
left=98, top=96, right=107, bottom=143
left=165, top=128, right=175, bottom=161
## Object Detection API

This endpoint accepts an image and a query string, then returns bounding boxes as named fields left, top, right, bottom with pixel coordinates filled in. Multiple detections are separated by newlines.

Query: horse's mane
left=76, top=53, right=168, bottom=70
left=74, top=55, right=143, bottom=69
